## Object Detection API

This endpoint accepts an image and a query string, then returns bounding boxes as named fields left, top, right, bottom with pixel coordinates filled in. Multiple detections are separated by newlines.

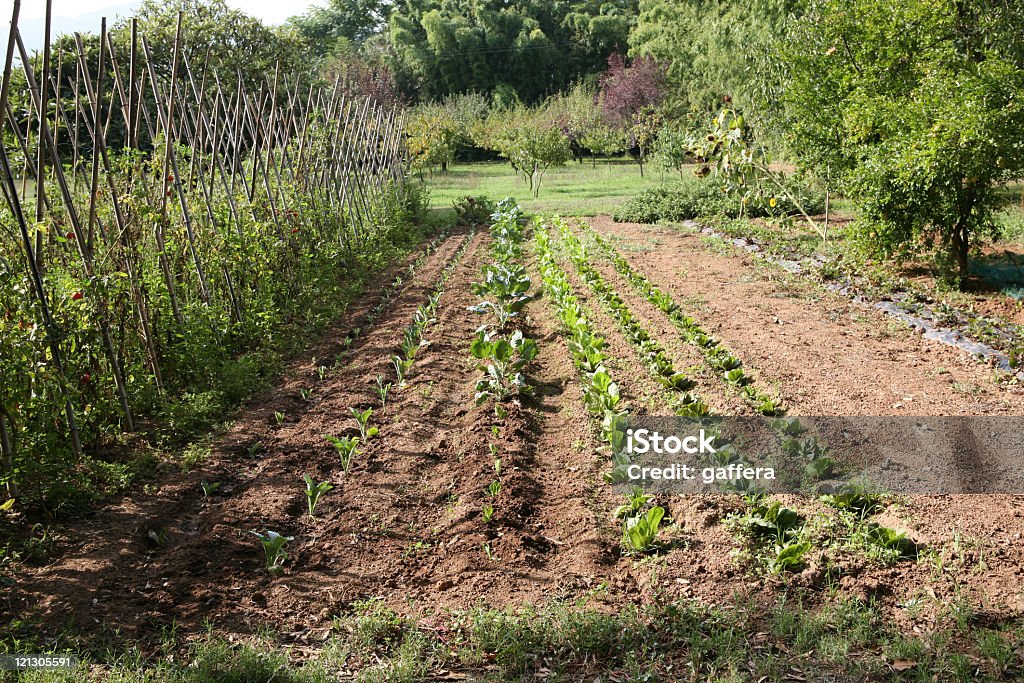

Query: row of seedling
left=250, top=233, right=463, bottom=575
left=391, top=229, right=478, bottom=389
left=467, top=199, right=538, bottom=543
left=469, top=199, right=540, bottom=417
left=534, top=223, right=664, bottom=555
left=345, top=228, right=456, bottom=354
left=581, top=224, right=782, bottom=416
left=554, top=219, right=709, bottom=419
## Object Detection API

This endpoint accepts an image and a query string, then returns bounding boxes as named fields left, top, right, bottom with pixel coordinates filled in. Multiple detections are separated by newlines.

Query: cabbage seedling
left=324, top=434, right=360, bottom=472
left=470, top=329, right=539, bottom=403
left=391, top=355, right=413, bottom=387
left=303, top=474, right=333, bottom=517
left=350, top=407, right=379, bottom=440
left=251, top=530, right=293, bottom=576
left=482, top=504, right=495, bottom=523
left=375, top=375, right=391, bottom=409
left=487, top=480, right=502, bottom=498
left=622, top=506, right=665, bottom=554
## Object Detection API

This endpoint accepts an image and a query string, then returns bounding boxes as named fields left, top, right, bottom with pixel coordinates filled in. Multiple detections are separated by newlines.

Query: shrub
left=614, top=176, right=824, bottom=224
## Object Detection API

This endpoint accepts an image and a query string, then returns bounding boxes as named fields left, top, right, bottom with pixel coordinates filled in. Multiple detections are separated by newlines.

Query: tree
left=597, top=52, right=665, bottom=129
left=778, top=0, right=1024, bottom=285
left=128, top=0, right=308, bottom=88
left=322, top=45, right=403, bottom=107
left=629, top=0, right=797, bottom=118
left=472, top=106, right=571, bottom=196
left=385, top=1, right=637, bottom=104
left=289, top=0, right=394, bottom=56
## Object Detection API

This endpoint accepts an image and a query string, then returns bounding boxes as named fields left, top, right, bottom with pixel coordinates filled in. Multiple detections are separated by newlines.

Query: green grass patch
left=7, top=596, right=1023, bottom=682
left=423, top=159, right=671, bottom=216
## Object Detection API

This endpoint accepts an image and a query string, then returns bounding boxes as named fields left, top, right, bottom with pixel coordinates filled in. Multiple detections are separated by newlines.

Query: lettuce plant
left=622, top=506, right=665, bottom=554
left=303, top=474, right=333, bottom=517
left=251, top=530, right=293, bottom=576
left=324, top=434, right=360, bottom=472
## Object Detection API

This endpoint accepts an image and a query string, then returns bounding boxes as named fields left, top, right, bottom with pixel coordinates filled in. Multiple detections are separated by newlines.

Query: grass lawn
left=422, top=158, right=675, bottom=216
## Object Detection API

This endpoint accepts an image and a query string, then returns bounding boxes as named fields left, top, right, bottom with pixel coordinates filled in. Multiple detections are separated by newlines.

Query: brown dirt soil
left=8, top=216, right=1024, bottom=652
left=586, top=216, right=1024, bottom=617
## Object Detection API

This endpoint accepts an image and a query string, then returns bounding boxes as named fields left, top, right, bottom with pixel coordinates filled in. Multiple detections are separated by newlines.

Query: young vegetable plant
left=469, top=264, right=536, bottom=329
left=391, top=355, right=413, bottom=388
left=769, top=540, right=812, bottom=574
left=251, top=530, right=294, bottom=576
left=303, top=474, right=333, bottom=518
left=375, top=375, right=392, bottom=410
left=614, top=487, right=652, bottom=518
left=622, top=506, right=666, bottom=555
left=470, top=329, right=540, bottom=404
left=324, top=434, right=361, bottom=473
left=482, top=504, right=495, bottom=523
left=350, top=407, right=379, bottom=440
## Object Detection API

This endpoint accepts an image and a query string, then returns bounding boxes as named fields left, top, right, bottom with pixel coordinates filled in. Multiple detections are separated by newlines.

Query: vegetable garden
left=4, top=1, right=1024, bottom=681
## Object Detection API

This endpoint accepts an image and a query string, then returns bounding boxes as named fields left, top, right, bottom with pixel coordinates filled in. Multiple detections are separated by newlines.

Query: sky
left=0, top=0, right=331, bottom=53
left=0, top=0, right=330, bottom=30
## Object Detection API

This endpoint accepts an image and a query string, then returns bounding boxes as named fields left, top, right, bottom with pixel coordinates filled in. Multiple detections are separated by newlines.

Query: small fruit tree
left=777, top=0, right=1024, bottom=286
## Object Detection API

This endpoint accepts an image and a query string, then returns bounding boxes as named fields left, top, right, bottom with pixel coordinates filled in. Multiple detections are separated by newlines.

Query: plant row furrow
left=579, top=222, right=783, bottom=416
left=553, top=218, right=711, bottom=419
left=533, top=221, right=665, bottom=555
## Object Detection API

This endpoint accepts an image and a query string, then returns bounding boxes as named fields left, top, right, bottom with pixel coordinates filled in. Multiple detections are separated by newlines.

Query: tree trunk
left=952, top=221, right=969, bottom=289
left=0, top=410, right=16, bottom=499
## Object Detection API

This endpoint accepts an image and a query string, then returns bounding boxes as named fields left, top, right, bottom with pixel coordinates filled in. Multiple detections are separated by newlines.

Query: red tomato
left=71, top=291, right=84, bottom=301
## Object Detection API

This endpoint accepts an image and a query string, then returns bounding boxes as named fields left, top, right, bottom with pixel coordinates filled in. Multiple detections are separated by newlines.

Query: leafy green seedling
left=622, top=506, right=665, bottom=554
left=376, top=374, right=391, bottom=409
left=391, top=355, right=413, bottom=388
left=201, top=481, right=221, bottom=497
left=303, top=474, right=334, bottom=517
left=299, top=388, right=311, bottom=401
left=614, top=487, right=652, bottom=518
left=769, top=540, right=811, bottom=574
left=470, top=329, right=539, bottom=403
left=274, top=411, right=285, bottom=425
left=487, top=480, right=502, bottom=498
left=317, top=365, right=328, bottom=381
left=724, top=368, right=746, bottom=384
left=251, top=530, right=293, bottom=576
left=482, top=504, right=495, bottom=524
left=246, top=441, right=265, bottom=457
left=324, top=434, right=361, bottom=473
left=350, top=407, right=379, bottom=440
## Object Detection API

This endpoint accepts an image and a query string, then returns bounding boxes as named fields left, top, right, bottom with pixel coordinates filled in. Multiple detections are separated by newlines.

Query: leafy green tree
left=127, top=0, right=308, bottom=87
left=778, top=0, right=1024, bottom=284
left=387, top=0, right=636, bottom=103
left=289, top=0, right=394, bottom=55
left=629, top=0, right=796, bottom=116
